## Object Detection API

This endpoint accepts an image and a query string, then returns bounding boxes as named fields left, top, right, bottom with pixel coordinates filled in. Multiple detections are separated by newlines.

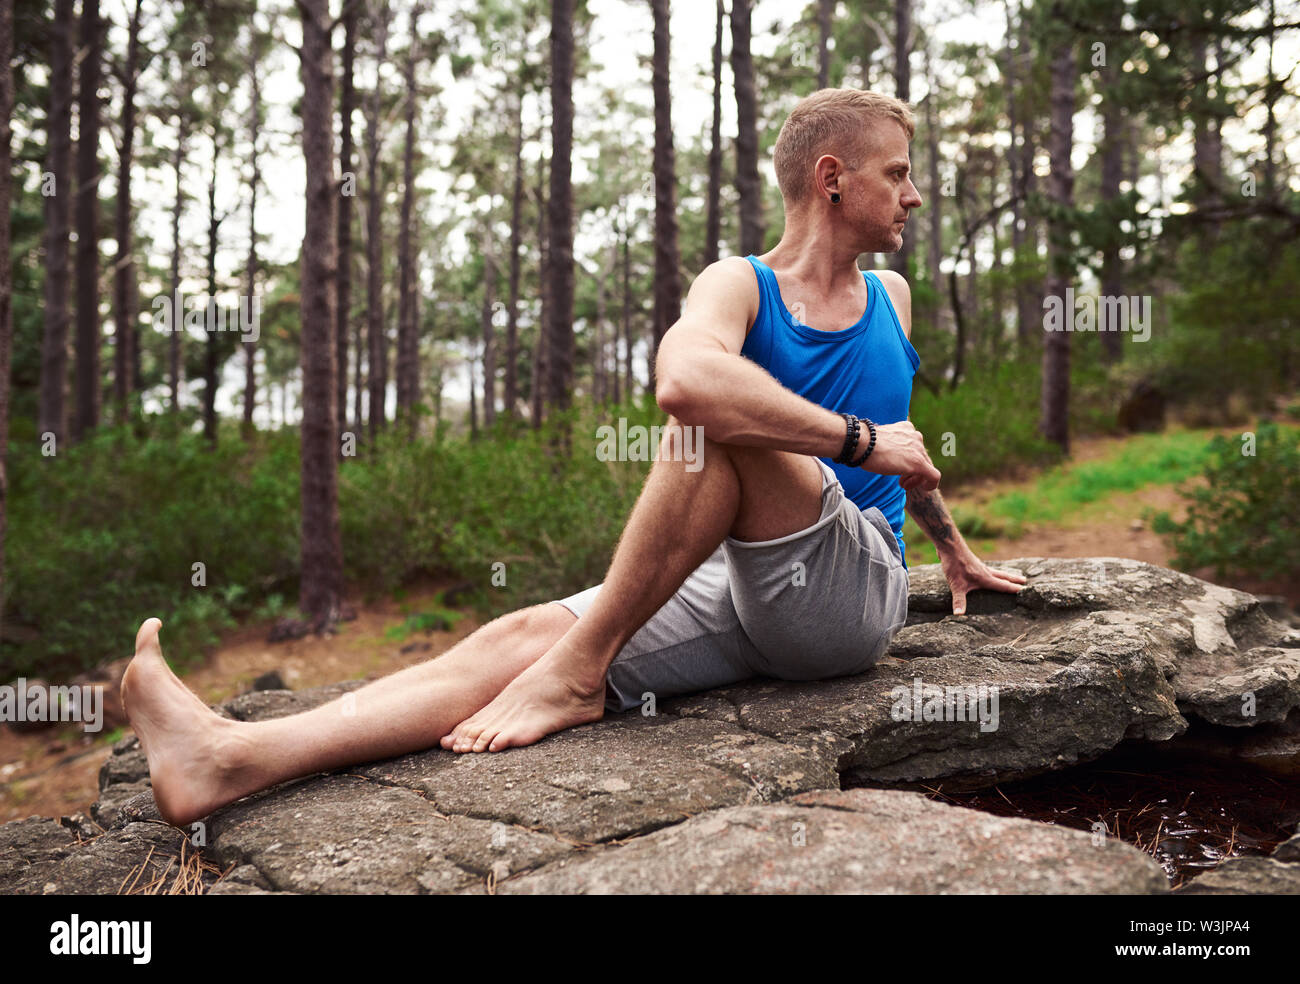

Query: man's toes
left=134, top=617, right=163, bottom=659
left=471, top=728, right=497, bottom=753
left=454, top=723, right=481, bottom=753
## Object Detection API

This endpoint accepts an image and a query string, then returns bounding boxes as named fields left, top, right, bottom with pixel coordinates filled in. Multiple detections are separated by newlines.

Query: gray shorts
left=553, top=458, right=910, bottom=713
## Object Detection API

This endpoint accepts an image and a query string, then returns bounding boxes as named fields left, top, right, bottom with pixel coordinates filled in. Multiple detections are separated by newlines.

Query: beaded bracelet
left=834, top=412, right=861, bottom=464
left=848, top=416, right=877, bottom=467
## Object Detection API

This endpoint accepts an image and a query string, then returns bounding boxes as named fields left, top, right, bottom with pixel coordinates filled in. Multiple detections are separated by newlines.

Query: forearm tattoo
left=905, top=486, right=959, bottom=552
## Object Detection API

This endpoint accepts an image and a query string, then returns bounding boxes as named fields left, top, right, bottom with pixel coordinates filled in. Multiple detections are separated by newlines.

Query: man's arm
left=654, top=258, right=847, bottom=458
left=658, top=259, right=940, bottom=489
left=905, top=486, right=974, bottom=561
left=876, top=270, right=976, bottom=561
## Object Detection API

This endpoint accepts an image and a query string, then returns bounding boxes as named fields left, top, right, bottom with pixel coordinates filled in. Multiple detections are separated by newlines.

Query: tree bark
left=924, top=47, right=942, bottom=326
left=395, top=11, right=419, bottom=431
left=336, top=0, right=357, bottom=434
left=73, top=0, right=103, bottom=443
left=504, top=99, right=525, bottom=418
left=817, top=0, right=833, bottom=89
left=243, top=45, right=262, bottom=434
left=1002, top=0, right=1034, bottom=346
left=111, top=0, right=143, bottom=420
left=888, top=0, right=912, bottom=279
left=530, top=149, right=548, bottom=429
left=705, top=0, right=724, bottom=265
left=546, top=0, right=575, bottom=413
left=730, top=0, right=764, bottom=256
left=479, top=220, right=497, bottom=426
left=202, top=127, right=223, bottom=446
left=0, top=0, right=14, bottom=642
left=39, top=0, right=75, bottom=445
left=1098, top=56, right=1123, bottom=364
left=365, top=1, right=390, bottom=439
left=1040, top=40, right=1075, bottom=454
left=168, top=114, right=187, bottom=413
left=621, top=199, right=632, bottom=400
left=297, top=0, right=344, bottom=631
left=650, top=0, right=681, bottom=388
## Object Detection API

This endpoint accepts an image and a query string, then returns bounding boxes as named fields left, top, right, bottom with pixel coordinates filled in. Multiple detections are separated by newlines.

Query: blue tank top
left=740, top=255, right=922, bottom=567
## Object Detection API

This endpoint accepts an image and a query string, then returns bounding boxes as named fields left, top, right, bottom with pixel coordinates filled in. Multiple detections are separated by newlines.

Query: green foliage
left=909, top=355, right=1062, bottom=485
left=1150, top=420, right=1300, bottom=582
left=4, top=423, right=301, bottom=679
left=384, top=607, right=465, bottom=643
left=340, top=399, right=658, bottom=617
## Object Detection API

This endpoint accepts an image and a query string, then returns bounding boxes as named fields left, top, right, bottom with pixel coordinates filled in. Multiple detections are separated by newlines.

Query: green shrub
left=1150, top=420, right=1300, bottom=582
left=909, top=355, right=1062, bottom=485
left=3, top=422, right=300, bottom=679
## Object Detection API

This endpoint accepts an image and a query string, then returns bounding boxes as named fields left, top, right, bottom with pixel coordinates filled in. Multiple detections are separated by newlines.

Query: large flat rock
left=3, top=556, right=1296, bottom=895
left=497, top=788, right=1170, bottom=894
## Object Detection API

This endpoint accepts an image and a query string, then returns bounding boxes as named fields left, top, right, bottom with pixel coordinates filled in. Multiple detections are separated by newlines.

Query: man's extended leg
left=121, top=603, right=576, bottom=827
left=443, top=418, right=826, bottom=752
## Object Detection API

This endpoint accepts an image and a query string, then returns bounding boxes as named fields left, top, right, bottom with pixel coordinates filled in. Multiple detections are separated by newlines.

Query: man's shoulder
left=688, top=256, right=758, bottom=294
left=873, top=269, right=911, bottom=294
left=872, top=269, right=912, bottom=338
left=684, top=256, right=761, bottom=325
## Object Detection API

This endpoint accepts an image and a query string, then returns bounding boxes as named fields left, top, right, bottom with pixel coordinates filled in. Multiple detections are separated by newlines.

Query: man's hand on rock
left=940, top=549, right=1028, bottom=616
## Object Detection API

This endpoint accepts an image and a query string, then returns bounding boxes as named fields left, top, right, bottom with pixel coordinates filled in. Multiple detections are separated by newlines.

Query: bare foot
left=120, top=618, right=251, bottom=827
left=440, top=641, right=606, bottom=753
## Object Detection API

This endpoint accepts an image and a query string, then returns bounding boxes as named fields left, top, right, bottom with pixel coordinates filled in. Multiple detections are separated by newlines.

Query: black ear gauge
left=830, top=192, right=841, bottom=204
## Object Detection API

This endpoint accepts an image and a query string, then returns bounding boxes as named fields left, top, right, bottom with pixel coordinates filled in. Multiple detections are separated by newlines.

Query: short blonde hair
left=773, top=89, right=916, bottom=205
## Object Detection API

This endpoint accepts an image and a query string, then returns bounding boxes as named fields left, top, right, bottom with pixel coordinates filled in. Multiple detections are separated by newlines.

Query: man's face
left=841, top=121, right=923, bottom=253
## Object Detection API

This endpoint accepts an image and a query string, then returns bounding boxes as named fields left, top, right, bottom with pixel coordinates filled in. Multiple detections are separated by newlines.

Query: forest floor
left=4, top=416, right=1298, bottom=829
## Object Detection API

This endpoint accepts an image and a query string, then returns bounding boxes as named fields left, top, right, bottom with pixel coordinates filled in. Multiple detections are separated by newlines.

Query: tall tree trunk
left=504, top=100, right=525, bottom=418
left=336, top=0, right=356, bottom=434
left=39, top=0, right=75, bottom=445
left=1191, top=37, right=1222, bottom=239
left=530, top=150, right=548, bottom=429
left=1002, top=0, right=1034, bottom=347
left=730, top=0, right=763, bottom=256
left=1040, top=41, right=1075, bottom=454
left=1098, top=56, right=1123, bottom=365
left=468, top=342, right=478, bottom=440
left=1016, top=3, right=1038, bottom=327
left=202, top=128, right=223, bottom=446
left=817, top=0, right=833, bottom=88
left=111, top=0, right=143, bottom=420
left=395, top=12, right=419, bottom=432
left=479, top=221, right=497, bottom=426
left=621, top=200, right=632, bottom=400
left=924, top=47, right=942, bottom=329
left=611, top=208, right=623, bottom=405
left=243, top=48, right=262, bottom=434
left=168, top=115, right=187, bottom=413
left=705, top=0, right=724, bottom=265
left=298, top=0, right=344, bottom=630
left=650, top=0, right=681, bottom=389
left=365, top=2, right=390, bottom=439
left=546, top=0, right=575, bottom=413
left=0, top=0, right=13, bottom=642
left=888, top=0, right=912, bottom=279
left=73, top=0, right=103, bottom=443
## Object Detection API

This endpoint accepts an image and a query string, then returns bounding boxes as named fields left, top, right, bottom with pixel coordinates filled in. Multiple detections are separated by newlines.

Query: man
left=123, top=89, right=1025, bottom=828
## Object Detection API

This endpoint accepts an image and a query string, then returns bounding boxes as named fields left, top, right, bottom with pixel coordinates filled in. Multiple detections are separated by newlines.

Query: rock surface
left=1, top=557, right=1297, bottom=895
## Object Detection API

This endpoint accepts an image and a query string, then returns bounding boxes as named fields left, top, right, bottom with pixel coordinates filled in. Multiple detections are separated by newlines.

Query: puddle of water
left=890, top=742, right=1300, bottom=889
